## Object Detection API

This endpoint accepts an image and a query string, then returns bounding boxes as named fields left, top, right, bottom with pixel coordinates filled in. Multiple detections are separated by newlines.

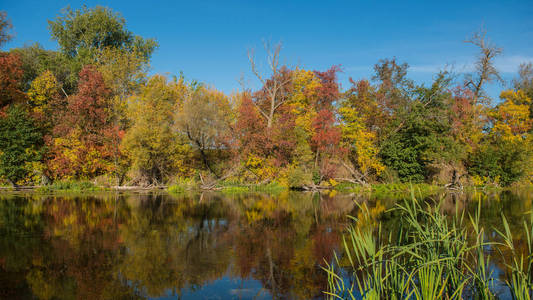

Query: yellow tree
left=121, top=75, right=192, bottom=185
left=27, top=70, right=59, bottom=113
left=490, top=90, right=532, bottom=141
left=339, top=80, right=384, bottom=183
left=96, top=47, right=149, bottom=183
left=492, top=89, right=532, bottom=184
left=470, top=89, right=533, bottom=185
left=96, top=47, right=147, bottom=123
left=287, top=68, right=320, bottom=169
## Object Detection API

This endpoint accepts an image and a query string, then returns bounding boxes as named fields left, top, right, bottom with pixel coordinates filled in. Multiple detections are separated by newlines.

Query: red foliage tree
left=313, top=65, right=341, bottom=109
left=0, top=53, right=26, bottom=108
left=269, top=104, right=297, bottom=166
left=236, top=93, right=297, bottom=167
left=235, top=94, right=269, bottom=157
left=451, top=86, right=475, bottom=132
left=311, top=109, right=341, bottom=155
left=47, top=65, right=119, bottom=179
left=310, top=66, right=343, bottom=180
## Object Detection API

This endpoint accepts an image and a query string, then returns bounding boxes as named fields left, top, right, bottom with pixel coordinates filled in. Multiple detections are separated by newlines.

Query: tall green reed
left=495, top=210, right=533, bottom=300
left=323, top=190, right=516, bottom=299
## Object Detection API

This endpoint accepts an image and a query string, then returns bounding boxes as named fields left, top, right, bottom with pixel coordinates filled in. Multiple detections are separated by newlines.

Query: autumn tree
left=248, top=42, right=293, bottom=128
left=513, top=62, right=533, bottom=119
left=0, top=52, right=26, bottom=107
left=490, top=90, right=532, bottom=139
left=339, top=79, right=384, bottom=183
left=235, top=93, right=268, bottom=158
left=449, top=86, right=482, bottom=154
left=95, top=47, right=148, bottom=124
left=309, top=66, right=342, bottom=181
left=121, top=75, right=192, bottom=185
left=27, top=70, right=60, bottom=113
left=310, top=109, right=341, bottom=181
left=0, top=11, right=13, bottom=48
left=176, top=85, right=233, bottom=177
left=469, top=90, right=532, bottom=185
left=235, top=91, right=298, bottom=183
left=47, top=66, right=117, bottom=179
left=281, top=69, right=319, bottom=184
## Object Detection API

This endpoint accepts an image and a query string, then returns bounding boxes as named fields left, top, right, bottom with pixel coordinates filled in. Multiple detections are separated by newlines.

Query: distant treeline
left=0, top=7, right=532, bottom=188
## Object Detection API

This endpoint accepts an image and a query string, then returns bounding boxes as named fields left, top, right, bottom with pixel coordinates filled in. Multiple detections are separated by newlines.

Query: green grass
left=167, top=178, right=199, bottom=194
left=324, top=189, right=533, bottom=299
left=220, top=186, right=250, bottom=193
left=167, top=178, right=288, bottom=194
left=167, top=184, right=186, bottom=194
left=36, top=180, right=102, bottom=192
left=220, top=181, right=287, bottom=194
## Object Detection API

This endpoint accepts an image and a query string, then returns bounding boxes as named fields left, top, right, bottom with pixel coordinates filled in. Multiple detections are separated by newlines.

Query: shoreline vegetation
left=0, top=180, right=525, bottom=195
left=1, top=7, right=533, bottom=192
left=325, top=191, right=533, bottom=299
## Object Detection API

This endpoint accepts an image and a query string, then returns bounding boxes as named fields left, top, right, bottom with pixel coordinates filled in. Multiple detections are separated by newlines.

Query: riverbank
left=2, top=179, right=524, bottom=195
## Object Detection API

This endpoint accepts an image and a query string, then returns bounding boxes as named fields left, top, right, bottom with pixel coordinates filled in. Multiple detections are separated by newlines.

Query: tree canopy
left=0, top=7, right=532, bottom=188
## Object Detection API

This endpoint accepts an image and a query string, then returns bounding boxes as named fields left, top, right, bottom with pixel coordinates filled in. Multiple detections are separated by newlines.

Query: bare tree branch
left=247, top=40, right=292, bottom=128
left=464, top=28, right=503, bottom=105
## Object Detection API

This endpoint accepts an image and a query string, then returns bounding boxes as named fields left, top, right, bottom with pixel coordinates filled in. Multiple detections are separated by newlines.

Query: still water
left=0, top=189, right=531, bottom=299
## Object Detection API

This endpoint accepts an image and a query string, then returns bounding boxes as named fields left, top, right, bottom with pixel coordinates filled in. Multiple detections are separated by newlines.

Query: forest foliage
left=0, top=6, right=532, bottom=188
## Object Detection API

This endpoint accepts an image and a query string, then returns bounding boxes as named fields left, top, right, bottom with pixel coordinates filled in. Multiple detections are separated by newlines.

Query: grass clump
left=168, top=184, right=186, bottom=194
left=167, top=178, right=198, bottom=194
left=37, top=180, right=101, bottom=192
left=324, top=189, right=533, bottom=299
left=221, top=185, right=250, bottom=193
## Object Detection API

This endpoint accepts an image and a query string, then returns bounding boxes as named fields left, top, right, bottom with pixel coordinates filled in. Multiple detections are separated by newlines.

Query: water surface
left=0, top=189, right=531, bottom=299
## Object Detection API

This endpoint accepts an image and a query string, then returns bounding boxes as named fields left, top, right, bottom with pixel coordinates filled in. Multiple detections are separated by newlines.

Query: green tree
left=0, top=105, right=44, bottom=185
left=10, top=43, right=74, bottom=94
left=48, top=5, right=157, bottom=60
left=47, top=6, right=157, bottom=93
left=379, top=75, right=457, bottom=183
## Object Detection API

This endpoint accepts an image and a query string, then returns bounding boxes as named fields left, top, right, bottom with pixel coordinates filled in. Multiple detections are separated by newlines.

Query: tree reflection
left=0, top=189, right=530, bottom=299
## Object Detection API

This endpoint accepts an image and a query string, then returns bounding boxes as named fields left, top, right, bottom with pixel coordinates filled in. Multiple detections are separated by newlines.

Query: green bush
left=468, top=142, right=530, bottom=186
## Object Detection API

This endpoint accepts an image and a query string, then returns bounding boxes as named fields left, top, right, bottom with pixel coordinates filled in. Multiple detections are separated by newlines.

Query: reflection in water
left=0, top=189, right=531, bottom=299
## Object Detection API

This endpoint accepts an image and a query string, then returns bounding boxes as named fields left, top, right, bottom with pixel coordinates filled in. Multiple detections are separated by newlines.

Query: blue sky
left=2, top=0, right=533, bottom=98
